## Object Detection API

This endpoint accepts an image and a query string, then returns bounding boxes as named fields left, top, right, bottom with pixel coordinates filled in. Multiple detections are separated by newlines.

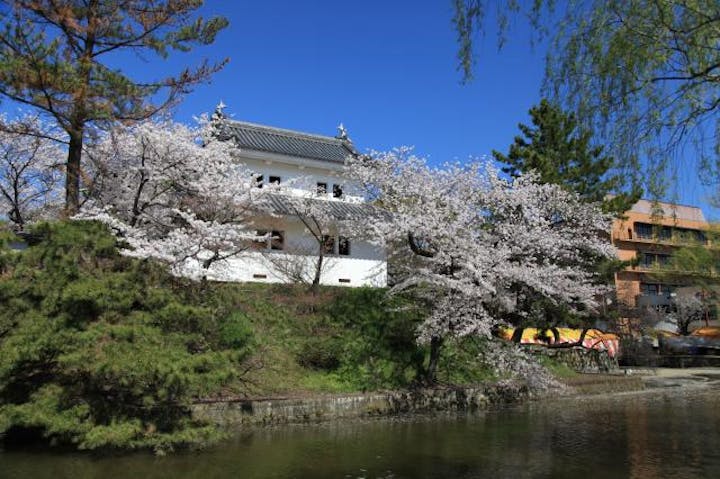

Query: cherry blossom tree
left=262, top=194, right=341, bottom=290
left=77, top=117, right=272, bottom=279
left=348, top=148, right=615, bottom=383
left=262, top=189, right=372, bottom=291
left=667, top=291, right=705, bottom=336
left=0, top=115, right=63, bottom=229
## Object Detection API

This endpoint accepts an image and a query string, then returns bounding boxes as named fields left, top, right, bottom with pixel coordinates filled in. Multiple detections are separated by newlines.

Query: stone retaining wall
left=530, top=345, right=619, bottom=372
left=192, top=381, right=530, bottom=427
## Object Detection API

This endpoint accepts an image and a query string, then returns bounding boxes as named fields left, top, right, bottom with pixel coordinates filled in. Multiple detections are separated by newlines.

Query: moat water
left=2, top=386, right=720, bottom=479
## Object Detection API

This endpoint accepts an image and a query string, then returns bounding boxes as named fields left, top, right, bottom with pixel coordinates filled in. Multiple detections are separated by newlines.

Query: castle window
left=640, top=283, right=678, bottom=297
left=253, top=230, right=284, bottom=250
left=642, top=253, right=654, bottom=268
left=269, top=175, right=281, bottom=185
left=338, top=236, right=350, bottom=256
left=253, top=230, right=268, bottom=250
left=635, top=222, right=653, bottom=239
left=270, top=230, right=284, bottom=250
left=641, top=252, right=672, bottom=268
left=660, top=226, right=672, bottom=240
left=321, top=235, right=335, bottom=254
left=316, top=182, right=328, bottom=194
left=640, top=283, right=660, bottom=296
left=333, top=184, right=343, bottom=198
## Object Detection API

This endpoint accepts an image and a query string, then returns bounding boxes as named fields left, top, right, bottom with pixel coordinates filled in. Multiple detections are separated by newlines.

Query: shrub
left=297, top=336, right=343, bottom=370
left=218, top=311, right=255, bottom=350
left=0, top=221, right=254, bottom=453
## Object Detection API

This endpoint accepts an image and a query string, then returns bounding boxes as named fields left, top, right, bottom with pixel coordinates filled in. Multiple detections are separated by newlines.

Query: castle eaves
left=220, top=119, right=357, bottom=164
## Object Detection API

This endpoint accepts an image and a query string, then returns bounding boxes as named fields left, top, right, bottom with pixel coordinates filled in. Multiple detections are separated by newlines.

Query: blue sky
left=170, top=0, right=545, bottom=163
left=7, top=1, right=719, bottom=219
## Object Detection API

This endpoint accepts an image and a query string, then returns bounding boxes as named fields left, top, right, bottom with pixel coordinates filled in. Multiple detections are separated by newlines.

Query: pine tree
left=493, top=99, right=641, bottom=216
left=0, top=1, right=229, bottom=214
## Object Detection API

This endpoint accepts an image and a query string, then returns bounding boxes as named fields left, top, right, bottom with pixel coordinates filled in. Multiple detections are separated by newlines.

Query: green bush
left=297, top=336, right=343, bottom=370
left=312, top=289, right=426, bottom=389
left=437, top=338, right=496, bottom=384
left=218, top=311, right=255, bottom=350
left=0, top=221, right=254, bottom=453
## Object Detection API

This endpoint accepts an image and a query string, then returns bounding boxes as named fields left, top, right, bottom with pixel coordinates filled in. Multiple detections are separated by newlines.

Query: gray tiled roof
left=264, top=194, right=389, bottom=221
left=220, top=120, right=357, bottom=164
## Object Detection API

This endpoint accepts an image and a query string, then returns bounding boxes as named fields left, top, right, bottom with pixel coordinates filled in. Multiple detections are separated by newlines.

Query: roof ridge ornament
left=336, top=122, right=350, bottom=142
left=212, top=100, right=227, bottom=122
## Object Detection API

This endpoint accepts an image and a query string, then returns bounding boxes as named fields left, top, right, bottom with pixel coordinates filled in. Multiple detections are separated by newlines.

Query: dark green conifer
left=494, top=99, right=642, bottom=216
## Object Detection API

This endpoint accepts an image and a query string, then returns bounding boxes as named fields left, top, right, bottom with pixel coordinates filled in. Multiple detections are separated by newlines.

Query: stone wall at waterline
left=192, top=382, right=531, bottom=427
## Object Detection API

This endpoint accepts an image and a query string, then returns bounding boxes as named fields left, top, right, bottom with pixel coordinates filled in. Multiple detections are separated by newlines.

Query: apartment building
left=611, top=199, right=708, bottom=311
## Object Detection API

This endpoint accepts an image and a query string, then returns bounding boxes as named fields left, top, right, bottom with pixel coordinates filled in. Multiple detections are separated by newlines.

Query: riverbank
left=191, top=344, right=631, bottom=428
left=192, top=367, right=720, bottom=430
left=636, top=367, right=720, bottom=389
left=192, top=381, right=532, bottom=427
left=561, top=367, right=720, bottom=393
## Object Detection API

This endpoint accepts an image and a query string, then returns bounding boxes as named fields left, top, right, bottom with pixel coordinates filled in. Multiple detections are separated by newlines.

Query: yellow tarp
left=498, top=327, right=619, bottom=357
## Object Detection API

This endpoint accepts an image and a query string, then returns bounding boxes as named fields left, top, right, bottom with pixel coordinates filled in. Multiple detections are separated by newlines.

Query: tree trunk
left=547, top=327, right=593, bottom=349
left=10, top=173, right=23, bottom=228
left=425, top=336, right=443, bottom=384
left=8, top=206, right=22, bottom=229
left=511, top=327, right=525, bottom=343
left=65, top=131, right=84, bottom=215
left=310, top=248, right=324, bottom=293
left=575, top=327, right=589, bottom=346
left=679, top=321, right=690, bottom=336
left=550, top=327, right=561, bottom=344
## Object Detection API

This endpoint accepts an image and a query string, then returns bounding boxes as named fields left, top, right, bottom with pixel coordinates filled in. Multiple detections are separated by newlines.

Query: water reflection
left=2, top=388, right=720, bottom=479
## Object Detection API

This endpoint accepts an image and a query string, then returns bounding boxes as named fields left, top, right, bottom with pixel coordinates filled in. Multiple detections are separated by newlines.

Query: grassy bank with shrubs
left=0, top=221, right=494, bottom=453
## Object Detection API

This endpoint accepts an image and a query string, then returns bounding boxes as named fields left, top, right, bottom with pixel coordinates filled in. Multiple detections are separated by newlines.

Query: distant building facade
left=201, top=116, right=387, bottom=287
left=611, top=199, right=708, bottom=312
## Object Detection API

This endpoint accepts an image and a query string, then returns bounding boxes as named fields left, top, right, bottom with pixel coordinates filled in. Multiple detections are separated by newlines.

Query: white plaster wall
left=204, top=252, right=387, bottom=287
left=181, top=216, right=387, bottom=287
left=239, top=155, right=363, bottom=201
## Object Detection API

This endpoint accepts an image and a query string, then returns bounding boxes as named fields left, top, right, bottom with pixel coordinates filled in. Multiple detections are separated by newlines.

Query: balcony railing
left=636, top=294, right=673, bottom=308
left=633, top=263, right=673, bottom=273
left=613, top=229, right=707, bottom=246
left=626, top=260, right=719, bottom=278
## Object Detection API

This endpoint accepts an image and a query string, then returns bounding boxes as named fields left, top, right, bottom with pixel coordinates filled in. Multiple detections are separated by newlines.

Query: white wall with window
left=198, top=218, right=387, bottom=287
left=240, top=156, right=362, bottom=203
